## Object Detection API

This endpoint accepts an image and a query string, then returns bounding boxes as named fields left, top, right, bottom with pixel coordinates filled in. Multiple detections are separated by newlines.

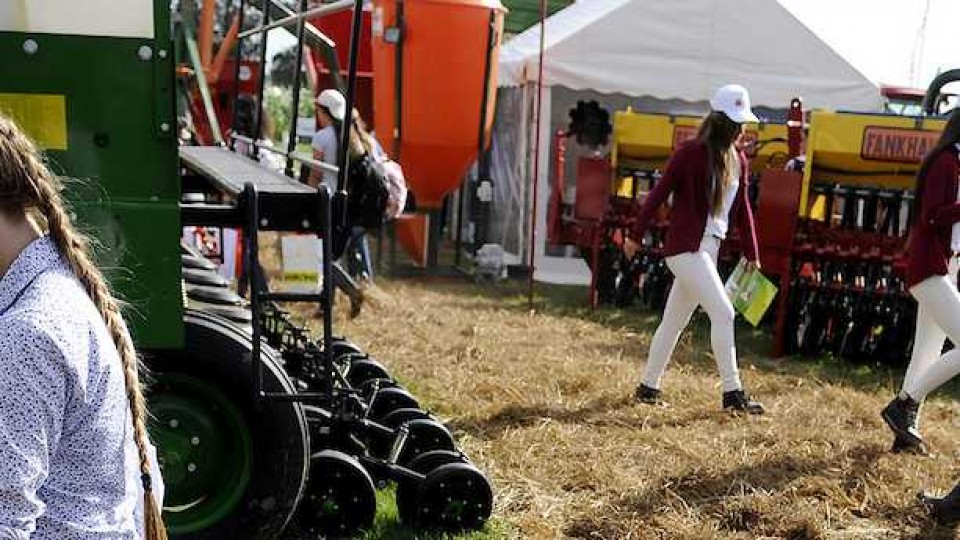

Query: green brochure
left=723, top=257, right=778, bottom=327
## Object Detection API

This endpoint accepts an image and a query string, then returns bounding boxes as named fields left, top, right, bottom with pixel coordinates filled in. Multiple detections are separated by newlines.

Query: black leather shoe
left=881, top=396, right=923, bottom=448
left=891, top=434, right=927, bottom=455
left=634, top=384, right=665, bottom=406
left=722, top=389, right=765, bottom=415
left=921, top=485, right=960, bottom=525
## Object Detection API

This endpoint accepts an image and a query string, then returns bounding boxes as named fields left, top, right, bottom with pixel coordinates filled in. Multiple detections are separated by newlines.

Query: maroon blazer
left=627, top=139, right=759, bottom=261
left=906, top=146, right=960, bottom=287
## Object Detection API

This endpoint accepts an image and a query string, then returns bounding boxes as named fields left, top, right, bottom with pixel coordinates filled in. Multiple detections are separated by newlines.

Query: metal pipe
left=229, top=0, right=247, bottom=152
left=230, top=134, right=339, bottom=173
left=237, top=0, right=353, bottom=39
left=184, top=24, right=224, bottom=145
left=320, top=185, right=335, bottom=398
left=336, top=0, right=364, bottom=192
left=289, top=151, right=338, bottom=174
left=285, top=0, right=309, bottom=177
left=528, top=0, right=547, bottom=309
left=244, top=184, right=264, bottom=398
left=251, top=0, right=271, bottom=158
left=387, top=0, right=405, bottom=275
left=199, top=0, right=216, bottom=71
left=461, top=9, right=496, bottom=268
left=210, top=14, right=240, bottom=84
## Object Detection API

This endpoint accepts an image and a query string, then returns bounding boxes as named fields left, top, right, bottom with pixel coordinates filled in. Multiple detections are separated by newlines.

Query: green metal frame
left=0, top=0, right=182, bottom=348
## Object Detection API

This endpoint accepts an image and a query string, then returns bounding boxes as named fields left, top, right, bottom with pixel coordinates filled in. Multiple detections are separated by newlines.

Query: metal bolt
left=22, top=39, right=38, bottom=55
left=260, top=218, right=269, bottom=227
left=158, top=49, right=168, bottom=59
left=191, top=436, right=200, bottom=446
left=138, top=45, right=153, bottom=61
left=160, top=123, right=170, bottom=133
left=169, top=419, right=179, bottom=428
left=302, top=219, right=311, bottom=229
left=187, top=463, right=197, bottom=473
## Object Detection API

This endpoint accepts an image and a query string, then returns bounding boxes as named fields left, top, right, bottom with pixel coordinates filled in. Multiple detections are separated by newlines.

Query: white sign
left=280, top=234, right=323, bottom=292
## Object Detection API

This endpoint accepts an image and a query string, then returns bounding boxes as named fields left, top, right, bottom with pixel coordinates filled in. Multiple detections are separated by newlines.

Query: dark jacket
left=906, top=146, right=960, bottom=288
left=627, top=139, right=759, bottom=261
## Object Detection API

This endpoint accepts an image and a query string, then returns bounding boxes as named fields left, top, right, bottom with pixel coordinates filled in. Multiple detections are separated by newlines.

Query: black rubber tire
left=378, top=407, right=432, bottom=429
left=148, top=309, right=310, bottom=539
left=297, top=450, right=377, bottom=538
left=346, top=359, right=392, bottom=388
left=328, top=338, right=363, bottom=359
left=182, top=267, right=230, bottom=288
left=408, top=463, right=493, bottom=532
left=186, top=285, right=243, bottom=306
left=396, top=450, right=471, bottom=526
left=182, top=254, right=218, bottom=271
left=357, top=377, right=401, bottom=402
left=194, top=304, right=253, bottom=325
left=367, top=386, right=420, bottom=422
left=365, top=407, right=433, bottom=459
left=395, top=419, right=457, bottom=466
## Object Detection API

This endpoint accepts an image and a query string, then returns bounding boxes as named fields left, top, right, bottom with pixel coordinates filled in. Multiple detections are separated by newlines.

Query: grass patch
left=363, top=487, right=512, bottom=540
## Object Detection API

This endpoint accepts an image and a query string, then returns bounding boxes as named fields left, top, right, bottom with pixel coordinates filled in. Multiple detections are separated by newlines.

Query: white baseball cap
left=710, top=84, right=759, bottom=124
left=315, top=89, right=346, bottom=122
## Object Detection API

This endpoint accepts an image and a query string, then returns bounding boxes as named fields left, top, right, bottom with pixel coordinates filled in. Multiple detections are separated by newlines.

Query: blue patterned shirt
left=0, top=236, right=161, bottom=539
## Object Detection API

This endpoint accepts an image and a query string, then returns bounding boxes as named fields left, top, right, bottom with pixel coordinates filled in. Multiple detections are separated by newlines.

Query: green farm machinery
left=0, top=0, right=494, bottom=537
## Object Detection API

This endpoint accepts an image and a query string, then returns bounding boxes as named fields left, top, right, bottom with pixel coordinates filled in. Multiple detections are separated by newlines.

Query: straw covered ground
left=265, top=243, right=960, bottom=539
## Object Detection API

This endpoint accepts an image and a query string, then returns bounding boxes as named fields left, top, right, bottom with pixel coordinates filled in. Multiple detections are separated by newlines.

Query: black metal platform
left=179, top=146, right=321, bottom=231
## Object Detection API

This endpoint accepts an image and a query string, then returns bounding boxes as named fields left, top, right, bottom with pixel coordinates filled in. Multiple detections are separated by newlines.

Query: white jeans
left=642, top=236, right=742, bottom=392
left=901, top=258, right=960, bottom=402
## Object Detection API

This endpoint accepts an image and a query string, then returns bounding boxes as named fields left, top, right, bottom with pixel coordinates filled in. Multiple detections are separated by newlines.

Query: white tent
left=491, top=0, right=883, bottom=286
left=498, top=0, right=882, bottom=111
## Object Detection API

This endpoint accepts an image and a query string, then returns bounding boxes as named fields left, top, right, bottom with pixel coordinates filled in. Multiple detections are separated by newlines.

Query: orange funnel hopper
left=371, top=0, right=505, bottom=210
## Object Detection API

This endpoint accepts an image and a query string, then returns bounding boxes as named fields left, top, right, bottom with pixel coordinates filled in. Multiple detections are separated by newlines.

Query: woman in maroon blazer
left=623, top=84, right=763, bottom=414
left=882, top=107, right=960, bottom=453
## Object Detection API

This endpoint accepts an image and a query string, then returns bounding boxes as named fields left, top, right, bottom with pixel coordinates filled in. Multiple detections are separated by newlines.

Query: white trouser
left=901, top=257, right=960, bottom=402
left=641, top=235, right=742, bottom=392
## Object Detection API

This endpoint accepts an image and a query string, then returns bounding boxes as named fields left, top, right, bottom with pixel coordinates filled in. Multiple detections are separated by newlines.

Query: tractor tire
left=147, top=309, right=310, bottom=539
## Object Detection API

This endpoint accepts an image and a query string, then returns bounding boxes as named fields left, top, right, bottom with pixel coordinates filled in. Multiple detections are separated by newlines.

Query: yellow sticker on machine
left=0, top=93, right=67, bottom=150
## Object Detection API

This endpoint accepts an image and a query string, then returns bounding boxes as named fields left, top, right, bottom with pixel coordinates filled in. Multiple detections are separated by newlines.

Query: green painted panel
left=502, top=0, right=573, bottom=35
left=73, top=201, right=183, bottom=349
left=0, top=0, right=182, bottom=349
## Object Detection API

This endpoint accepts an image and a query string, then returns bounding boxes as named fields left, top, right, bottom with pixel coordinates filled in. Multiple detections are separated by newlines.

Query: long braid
left=0, top=116, right=167, bottom=539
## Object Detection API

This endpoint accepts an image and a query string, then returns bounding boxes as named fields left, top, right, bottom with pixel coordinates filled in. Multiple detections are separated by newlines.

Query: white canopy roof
left=498, top=0, right=883, bottom=111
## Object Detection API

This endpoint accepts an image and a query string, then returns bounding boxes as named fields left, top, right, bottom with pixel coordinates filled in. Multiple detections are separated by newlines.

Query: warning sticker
left=0, top=93, right=67, bottom=150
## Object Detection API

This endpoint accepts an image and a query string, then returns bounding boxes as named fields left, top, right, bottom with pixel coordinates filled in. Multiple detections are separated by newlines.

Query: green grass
left=363, top=487, right=512, bottom=540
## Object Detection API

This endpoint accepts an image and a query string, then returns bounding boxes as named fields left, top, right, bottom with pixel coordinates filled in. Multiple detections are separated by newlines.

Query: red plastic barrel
left=371, top=0, right=506, bottom=210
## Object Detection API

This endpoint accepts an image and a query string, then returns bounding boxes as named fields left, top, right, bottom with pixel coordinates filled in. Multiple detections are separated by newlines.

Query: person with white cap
left=306, top=89, right=379, bottom=315
left=623, top=84, right=764, bottom=414
left=310, top=88, right=349, bottom=188
left=880, top=107, right=960, bottom=454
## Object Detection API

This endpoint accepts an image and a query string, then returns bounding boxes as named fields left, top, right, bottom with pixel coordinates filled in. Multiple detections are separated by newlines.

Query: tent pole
left=527, top=0, right=547, bottom=310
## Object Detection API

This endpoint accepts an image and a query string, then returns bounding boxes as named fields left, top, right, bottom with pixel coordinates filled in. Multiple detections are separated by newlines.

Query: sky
left=778, top=0, right=960, bottom=89
left=266, top=0, right=960, bottom=91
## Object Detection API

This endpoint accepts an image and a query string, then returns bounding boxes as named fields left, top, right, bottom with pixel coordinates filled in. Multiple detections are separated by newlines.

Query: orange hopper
left=371, top=0, right=505, bottom=266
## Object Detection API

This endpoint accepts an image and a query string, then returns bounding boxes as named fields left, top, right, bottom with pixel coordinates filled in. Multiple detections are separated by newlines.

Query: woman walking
left=0, top=115, right=165, bottom=537
left=881, top=107, right=960, bottom=452
left=624, top=84, right=764, bottom=414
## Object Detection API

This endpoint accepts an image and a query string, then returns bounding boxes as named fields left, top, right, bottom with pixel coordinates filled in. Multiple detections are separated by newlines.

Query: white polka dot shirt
left=0, top=236, right=159, bottom=539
